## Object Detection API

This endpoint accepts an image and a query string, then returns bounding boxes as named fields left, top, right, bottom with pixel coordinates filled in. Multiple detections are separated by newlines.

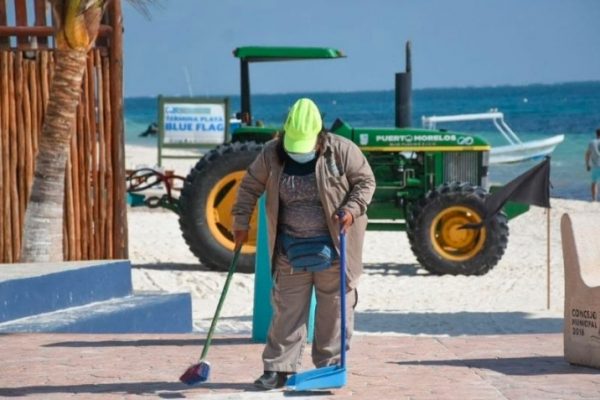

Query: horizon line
left=125, top=79, right=600, bottom=99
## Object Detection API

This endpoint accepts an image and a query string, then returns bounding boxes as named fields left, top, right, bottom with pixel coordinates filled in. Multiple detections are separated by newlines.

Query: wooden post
left=94, top=49, right=106, bottom=259
left=1, top=51, right=10, bottom=261
left=39, top=51, right=49, bottom=123
left=15, top=52, right=25, bottom=252
left=0, top=50, right=5, bottom=259
left=65, top=152, right=74, bottom=259
left=8, top=51, right=20, bottom=260
left=77, top=89, right=87, bottom=259
left=0, top=0, right=9, bottom=48
left=70, top=101, right=81, bottom=260
left=87, top=54, right=99, bottom=259
left=33, top=0, right=48, bottom=48
left=27, top=57, right=37, bottom=193
left=103, top=55, right=114, bottom=258
left=83, top=62, right=93, bottom=259
left=22, top=59, right=32, bottom=218
left=109, top=0, right=127, bottom=258
left=32, top=54, right=41, bottom=156
left=14, top=0, right=28, bottom=49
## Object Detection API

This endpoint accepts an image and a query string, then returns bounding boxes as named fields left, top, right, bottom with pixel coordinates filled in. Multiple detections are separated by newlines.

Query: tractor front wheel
left=408, top=182, right=509, bottom=275
left=178, top=141, right=263, bottom=272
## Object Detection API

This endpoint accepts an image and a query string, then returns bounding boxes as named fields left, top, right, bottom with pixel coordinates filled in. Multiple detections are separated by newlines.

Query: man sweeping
left=232, top=98, right=376, bottom=389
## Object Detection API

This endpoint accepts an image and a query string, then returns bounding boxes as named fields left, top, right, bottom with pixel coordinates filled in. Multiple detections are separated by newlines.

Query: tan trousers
left=262, top=252, right=356, bottom=373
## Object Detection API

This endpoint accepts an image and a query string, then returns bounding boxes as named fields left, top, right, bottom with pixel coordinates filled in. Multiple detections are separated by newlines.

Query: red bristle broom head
left=179, top=361, right=211, bottom=385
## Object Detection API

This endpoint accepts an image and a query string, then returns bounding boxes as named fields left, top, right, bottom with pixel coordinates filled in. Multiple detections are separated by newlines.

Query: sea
left=124, top=81, right=600, bottom=201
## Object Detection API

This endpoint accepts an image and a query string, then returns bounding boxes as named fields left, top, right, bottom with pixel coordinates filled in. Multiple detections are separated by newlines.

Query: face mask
left=288, top=151, right=316, bottom=164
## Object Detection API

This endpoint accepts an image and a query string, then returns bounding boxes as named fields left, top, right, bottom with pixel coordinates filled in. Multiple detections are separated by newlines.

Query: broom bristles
left=179, top=361, right=211, bottom=385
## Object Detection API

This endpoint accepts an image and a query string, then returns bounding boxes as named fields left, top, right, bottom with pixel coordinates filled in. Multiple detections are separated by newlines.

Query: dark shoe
left=253, top=371, right=289, bottom=390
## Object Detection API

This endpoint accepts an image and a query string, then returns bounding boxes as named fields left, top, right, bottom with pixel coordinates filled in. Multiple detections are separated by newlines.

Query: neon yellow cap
left=283, top=98, right=322, bottom=153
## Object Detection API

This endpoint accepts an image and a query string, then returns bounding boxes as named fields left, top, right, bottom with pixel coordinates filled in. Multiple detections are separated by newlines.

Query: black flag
left=461, top=157, right=551, bottom=230
left=484, top=156, right=551, bottom=219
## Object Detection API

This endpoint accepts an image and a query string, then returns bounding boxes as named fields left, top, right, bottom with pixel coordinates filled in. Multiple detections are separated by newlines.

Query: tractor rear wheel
left=178, top=141, right=263, bottom=272
left=408, top=182, right=509, bottom=275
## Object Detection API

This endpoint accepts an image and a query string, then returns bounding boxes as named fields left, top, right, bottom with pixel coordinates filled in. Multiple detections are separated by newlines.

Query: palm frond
left=126, top=0, right=162, bottom=19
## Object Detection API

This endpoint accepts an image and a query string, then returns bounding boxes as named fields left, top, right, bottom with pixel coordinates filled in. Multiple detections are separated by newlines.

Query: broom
left=179, top=245, right=242, bottom=385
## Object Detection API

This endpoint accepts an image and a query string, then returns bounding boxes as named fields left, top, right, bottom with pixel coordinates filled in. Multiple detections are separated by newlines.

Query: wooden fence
left=0, top=0, right=127, bottom=262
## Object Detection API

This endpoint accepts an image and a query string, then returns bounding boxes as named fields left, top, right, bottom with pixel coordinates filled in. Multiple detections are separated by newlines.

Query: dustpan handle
left=339, top=221, right=347, bottom=369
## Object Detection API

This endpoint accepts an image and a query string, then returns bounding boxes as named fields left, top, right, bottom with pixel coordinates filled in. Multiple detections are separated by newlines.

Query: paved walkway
left=1, top=333, right=599, bottom=399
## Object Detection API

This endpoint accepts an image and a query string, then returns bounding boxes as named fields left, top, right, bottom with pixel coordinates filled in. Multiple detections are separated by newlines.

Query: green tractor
left=178, top=44, right=521, bottom=276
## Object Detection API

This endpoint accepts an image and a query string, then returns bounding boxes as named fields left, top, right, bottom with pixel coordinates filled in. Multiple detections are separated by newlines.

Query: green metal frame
left=232, top=46, right=345, bottom=126
left=233, top=46, right=345, bottom=62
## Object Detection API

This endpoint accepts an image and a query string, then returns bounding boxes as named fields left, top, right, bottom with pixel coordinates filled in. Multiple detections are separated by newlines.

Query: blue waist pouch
left=279, top=232, right=337, bottom=272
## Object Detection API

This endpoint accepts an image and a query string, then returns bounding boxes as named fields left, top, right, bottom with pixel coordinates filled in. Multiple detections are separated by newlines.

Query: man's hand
left=233, top=230, right=249, bottom=250
left=334, top=209, right=354, bottom=234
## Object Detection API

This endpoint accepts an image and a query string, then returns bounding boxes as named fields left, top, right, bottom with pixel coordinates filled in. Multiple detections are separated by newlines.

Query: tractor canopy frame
left=232, top=46, right=345, bottom=125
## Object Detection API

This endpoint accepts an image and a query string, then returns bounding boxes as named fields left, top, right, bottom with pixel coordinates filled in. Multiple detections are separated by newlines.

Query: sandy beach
left=125, top=143, right=600, bottom=337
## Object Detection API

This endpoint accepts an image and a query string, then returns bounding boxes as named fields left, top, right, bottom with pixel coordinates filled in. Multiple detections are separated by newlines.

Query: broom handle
left=339, top=225, right=347, bottom=369
left=199, top=245, right=242, bottom=361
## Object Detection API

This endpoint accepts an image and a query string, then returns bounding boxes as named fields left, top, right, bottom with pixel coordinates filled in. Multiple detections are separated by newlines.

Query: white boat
left=421, top=110, right=565, bottom=165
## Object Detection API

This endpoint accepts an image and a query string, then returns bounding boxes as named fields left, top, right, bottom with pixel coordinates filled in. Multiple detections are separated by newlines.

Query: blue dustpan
left=286, top=223, right=348, bottom=391
left=285, top=365, right=346, bottom=390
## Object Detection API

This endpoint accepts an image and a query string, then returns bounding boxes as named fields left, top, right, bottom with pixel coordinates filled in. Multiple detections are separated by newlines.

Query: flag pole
left=546, top=208, right=551, bottom=310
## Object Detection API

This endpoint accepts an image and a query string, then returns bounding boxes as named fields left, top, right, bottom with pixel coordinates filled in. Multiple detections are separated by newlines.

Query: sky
left=122, top=0, right=600, bottom=97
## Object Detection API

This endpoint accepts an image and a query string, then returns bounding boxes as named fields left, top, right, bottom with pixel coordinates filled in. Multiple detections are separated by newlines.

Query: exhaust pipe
left=395, top=41, right=412, bottom=128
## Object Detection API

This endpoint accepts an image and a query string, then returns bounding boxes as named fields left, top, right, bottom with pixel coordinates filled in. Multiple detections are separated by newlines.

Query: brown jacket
left=232, top=132, right=376, bottom=288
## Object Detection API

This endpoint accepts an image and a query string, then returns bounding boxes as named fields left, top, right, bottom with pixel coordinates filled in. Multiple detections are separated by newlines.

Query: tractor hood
left=330, top=118, right=490, bottom=152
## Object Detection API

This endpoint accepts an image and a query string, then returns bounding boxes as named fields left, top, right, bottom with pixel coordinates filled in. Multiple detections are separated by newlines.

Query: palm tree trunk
left=20, top=50, right=88, bottom=262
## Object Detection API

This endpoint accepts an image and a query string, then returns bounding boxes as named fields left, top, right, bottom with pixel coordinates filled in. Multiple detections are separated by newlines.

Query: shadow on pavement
left=363, top=262, right=423, bottom=276
left=0, top=381, right=307, bottom=397
left=132, top=261, right=424, bottom=275
left=131, top=263, right=209, bottom=271
left=283, top=390, right=333, bottom=397
left=43, top=337, right=253, bottom=348
left=355, top=311, right=563, bottom=335
left=391, top=356, right=598, bottom=375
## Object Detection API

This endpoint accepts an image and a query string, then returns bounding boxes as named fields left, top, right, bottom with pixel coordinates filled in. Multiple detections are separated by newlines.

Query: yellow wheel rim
left=205, top=171, right=257, bottom=254
left=430, top=205, right=486, bottom=261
